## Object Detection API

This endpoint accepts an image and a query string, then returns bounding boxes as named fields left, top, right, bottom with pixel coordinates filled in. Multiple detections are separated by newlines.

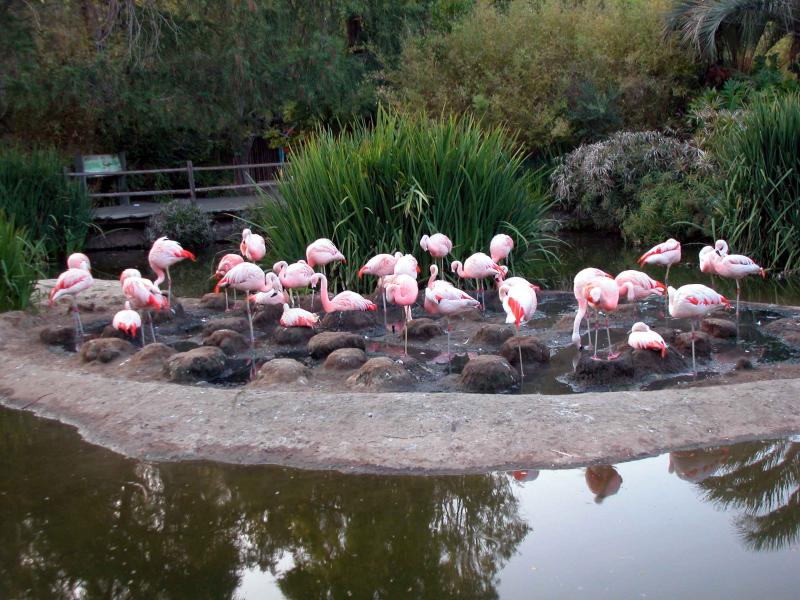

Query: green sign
left=83, top=154, right=123, bottom=175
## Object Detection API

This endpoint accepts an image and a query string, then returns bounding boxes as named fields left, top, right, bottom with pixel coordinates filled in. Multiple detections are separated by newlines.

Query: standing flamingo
left=310, top=273, right=376, bottom=314
left=424, top=266, right=480, bottom=366
left=216, top=262, right=280, bottom=349
left=490, top=234, right=514, bottom=264
left=668, top=284, right=730, bottom=374
left=148, top=237, right=196, bottom=307
left=712, top=240, right=765, bottom=329
left=280, top=303, right=319, bottom=328
left=451, top=252, right=504, bottom=307
left=67, top=252, right=91, bottom=272
left=498, top=281, right=538, bottom=381
left=49, top=265, right=94, bottom=348
left=113, top=301, right=143, bottom=344
left=240, top=228, right=266, bottom=262
left=393, top=254, right=420, bottom=279
left=494, top=266, right=540, bottom=292
left=580, top=275, right=620, bottom=359
left=120, top=269, right=168, bottom=344
left=306, top=238, right=346, bottom=293
left=384, top=273, right=419, bottom=355
left=571, top=267, right=613, bottom=350
left=638, top=238, right=681, bottom=312
left=358, top=252, right=402, bottom=327
left=627, top=322, right=667, bottom=358
left=615, top=270, right=665, bottom=315
left=273, top=259, right=316, bottom=307
left=212, top=253, right=244, bottom=310
left=420, top=233, right=453, bottom=278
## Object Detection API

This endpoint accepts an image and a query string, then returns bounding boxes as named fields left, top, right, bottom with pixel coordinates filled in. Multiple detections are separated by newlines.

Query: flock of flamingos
left=48, top=227, right=765, bottom=377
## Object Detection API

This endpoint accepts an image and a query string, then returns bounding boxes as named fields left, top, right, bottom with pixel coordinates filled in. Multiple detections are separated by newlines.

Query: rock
left=324, top=348, right=368, bottom=370
left=500, top=336, right=550, bottom=366
left=254, top=358, right=311, bottom=385
left=203, top=329, right=248, bottom=355
left=701, top=318, right=737, bottom=339
left=470, top=324, right=515, bottom=346
left=346, top=357, right=413, bottom=391
left=130, top=343, right=176, bottom=366
left=202, top=316, right=250, bottom=336
left=448, top=353, right=470, bottom=374
left=166, top=346, right=227, bottom=382
left=101, top=324, right=131, bottom=341
left=444, top=308, right=483, bottom=324
left=199, top=293, right=228, bottom=310
left=253, top=305, right=284, bottom=327
left=458, top=355, right=519, bottom=393
left=320, top=310, right=379, bottom=331
left=735, top=358, right=754, bottom=370
left=150, top=307, right=177, bottom=324
left=171, top=340, right=201, bottom=353
left=764, top=317, right=800, bottom=346
left=273, top=326, right=317, bottom=346
left=80, top=338, right=136, bottom=364
left=630, top=346, right=686, bottom=375
left=39, top=326, right=75, bottom=347
left=673, top=331, right=713, bottom=357
left=308, top=331, right=366, bottom=358
left=405, top=318, right=443, bottom=340
left=574, top=352, right=635, bottom=385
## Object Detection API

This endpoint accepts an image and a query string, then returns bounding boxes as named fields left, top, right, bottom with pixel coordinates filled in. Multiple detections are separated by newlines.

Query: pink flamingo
left=712, top=240, right=765, bottom=326
left=49, top=265, right=94, bottom=347
left=393, top=254, right=420, bottom=279
left=306, top=238, right=345, bottom=287
left=120, top=269, right=168, bottom=344
left=627, top=322, right=667, bottom=358
left=424, top=265, right=480, bottom=364
left=490, top=234, right=514, bottom=264
left=272, top=259, right=315, bottom=306
left=148, top=236, right=196, bottom=307
left=359, top=252, right=402, bottom=327
left=67, top=252, right=91, bottom=272
left=499, top=281, right=538, bottom=380
left=212, top=253, right=244, bottom=310
left=699, top=239, right=729, bottom=275
left=638, top=238, right=681, bottom=311
left=216, top=262, right=280, bottom=348
left=668, top=284, right=730, bottom=373
left=493, top=266, right=539, bottom=292
left=580, top=275, right=619, bottom=359
left=615, top=270, right=665, bottom=315
left=310, top=273, right=376, bottom=314
left=571, top=267, right=613, bottom=350
left=420, top=233, right=453, bottom=278
left=113, top=301, right=143, bottom=343
left=280, top=303, right=319, bottom=328
left=384, top=273, right=419, bottom=355
left=249, top=288, right=289, bottom=308
left=451, top=252, right=504, bottom=307
left=240, top=228, right=266, bottom=262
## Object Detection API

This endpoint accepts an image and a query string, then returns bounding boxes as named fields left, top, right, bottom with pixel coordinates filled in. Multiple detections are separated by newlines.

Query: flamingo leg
left=381, top=283, right=388, bottom=330
left=592, top=308, right=600, bottom=359
left=446, top=325, right=452, bottom=374
left=605, top=315, right=619, bottom=359
left=517, top=326, right=524, bottom=384
left=690, top=320, right=697, bottom=375
left=245, top=295, right=255, bottom=350
left=403, top=313, right=409, bottom=356
left=140, top=317, right=146, bottom=346
left=167, top=267, right=173, bottom=310
left=148, top=311, right=156, bottom=344
left=664, top=264, right=671, bottom=317
left=224, top=289, right=229, bottom=311
left=310, top=287, right=315, bottom=311
left=735, top=279, right=741, bottom=340
left=70, top=301, right=82, bottom=351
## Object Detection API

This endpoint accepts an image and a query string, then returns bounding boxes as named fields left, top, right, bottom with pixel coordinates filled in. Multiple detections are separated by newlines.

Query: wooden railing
left=66, top=161, right=284, bottom=205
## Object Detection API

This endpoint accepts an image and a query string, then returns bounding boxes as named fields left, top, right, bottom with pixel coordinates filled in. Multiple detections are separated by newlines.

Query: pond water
left=1, top=405, right=798, bottom=599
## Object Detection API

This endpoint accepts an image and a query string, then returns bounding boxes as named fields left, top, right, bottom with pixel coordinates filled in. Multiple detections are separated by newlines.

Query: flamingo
left=66, top=252, right=91, bottom=272
left=49, top=266, right=94, bottom=347
left=393, top=254, right=420, bottom=279
left=383, top=273, right=419, bottom=355
left=423, top=269, right=480, bottom=366
left=420, top=233, right=453, bottom=278
left=359, top=252, right=402, bottom=327
left=615, top=270, right=665, bottom=315
left=494, top=266, right=539, bottom=292
left=451, top=252, right=504, bottom=307
left=571, top=267, right=613, bottom=350
left=120, top=269, right=168, bottom=344
left=490, top=234, right=514, bottom=264
left=272, top=259, right=316, bottom=307
left=581, top=275, right=620, bottom=359
left=498, top=281, right=538, bottom=380
left=699, top=246, right=718, bottom=275
left=627, top=322, right=667, bottom=358
left=638, top=238, right=681, bottom=312
left=250, top=288, right=288, bottom=308
left=113, top=301, right=143, bottom=343
left=280, top=303, right=319, bottom=328
left=148, top=236, right=196, bottom=307
left=310, top=273, right=376, bottom=314
left=712, top=240, right=765, bottom=328
left=668, top=284, right=730, bottom=374
left=216, top=262, right=280, bottom=349
left=212, top=253, right=244, bottom=310
left=306, top=238, right=345, bottom=292
left=240, top=228, right=266, bottom=262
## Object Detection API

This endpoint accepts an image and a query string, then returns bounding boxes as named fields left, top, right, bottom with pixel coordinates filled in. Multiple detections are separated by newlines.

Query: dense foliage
left=0, top=148, right=92, bottom=258
left=0, top=212, right=44, bottom=312
left=146, top=200, right=213, bottom=248
left=388, top=0, right=700, bottom=154
left=254, top=109, right=553, bottom=291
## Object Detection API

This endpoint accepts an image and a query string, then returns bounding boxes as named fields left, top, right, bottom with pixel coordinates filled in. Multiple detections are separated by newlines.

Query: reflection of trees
left=695, top=440, right=800, bottom=551
left=0, top=408, right=529, bottom=599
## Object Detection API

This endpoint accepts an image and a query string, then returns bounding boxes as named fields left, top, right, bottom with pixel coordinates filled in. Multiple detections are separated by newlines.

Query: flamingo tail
left=508, top=296, right=524, bottom=328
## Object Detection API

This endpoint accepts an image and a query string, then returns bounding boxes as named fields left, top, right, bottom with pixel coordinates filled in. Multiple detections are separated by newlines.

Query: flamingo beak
left=357, top=266, right=366, bottom=279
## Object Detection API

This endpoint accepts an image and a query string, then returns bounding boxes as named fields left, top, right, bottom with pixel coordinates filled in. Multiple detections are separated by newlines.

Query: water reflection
left=585, top=465, right=623, bottom=503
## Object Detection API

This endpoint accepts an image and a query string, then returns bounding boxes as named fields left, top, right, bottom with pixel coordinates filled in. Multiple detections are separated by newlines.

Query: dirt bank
left=1, top=281, right=798, bottom=474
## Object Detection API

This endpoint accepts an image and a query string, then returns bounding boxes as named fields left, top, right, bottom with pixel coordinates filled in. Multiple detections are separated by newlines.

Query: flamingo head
left=120, top=268, right=141, bottom=282
left=242, top=228, right=251, bottom=240
left=714, top=239, right=729, bottom=255
left=272, top=261, right=288, bottom=275
left=357, top=265, right=368, bottom=278
left=420, top=235, right=429, bottom=251
left=629, top=322, right=650, bottom=334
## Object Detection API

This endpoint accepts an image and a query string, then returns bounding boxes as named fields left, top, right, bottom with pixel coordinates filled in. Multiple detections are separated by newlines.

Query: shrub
left=0, top=212, right=45, bottom=312
left=387, top=0, right=700, bottom=154
left=146, top=200, right=213, bottom=248
left=0, top=148, right=91, bottom=259
left=253, top=108, right=554, bottom=292
left=551, top=131, right=709, bottom=232
left=714, top=93, right=800, bottom=274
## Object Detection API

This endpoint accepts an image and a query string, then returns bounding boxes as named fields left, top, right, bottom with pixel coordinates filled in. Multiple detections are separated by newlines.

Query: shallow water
left=1, top=405, right=798, bottom=599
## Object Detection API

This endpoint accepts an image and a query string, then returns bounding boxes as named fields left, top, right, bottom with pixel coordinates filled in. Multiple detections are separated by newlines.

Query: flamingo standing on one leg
left=280, top=303, right=319, bottom=328
left=120, top=269, right=168, bottom=344
left=113, top=301, right=143, bottom=343
left=310, top=273, right=376, bottom=314
left=273, top=259, right=316, bottom=307
left=712, top=240, right=765, bottom=333
left=451, top=252, right=504, bottom=308
left=423, top=269, right=480, bottom=367
left=212, top=253, right=244, bottom=310
left=628, top=322, right=667, bottom=358
left=615, top=270, right=665, bottom=316
left=148, top=237, right=196, bottom=308
left=67, top=253, right=91, bottom=272
left=490, top=234, right=514, bottom=264
left=49, top=265, right=94, bottom=348
left=420, top=233, right=453, bottom=279
left=498, top=281, right=537, bottom=382
left=240, top=228, right=266, bottom=262
left=580, top=275, right=620, bottom=359
left=306, top=238, right=346, bottom=294
left=638, top=238, right=681, bottom=313
left=668, top=284, right=730, bottom=374
left=216, top=262, right=280, bottom=349
left=571, top=267, right=613, bottom=350
left=384, top=273, right=419, bottom=355
left=359, top=252, right=402, bottom=328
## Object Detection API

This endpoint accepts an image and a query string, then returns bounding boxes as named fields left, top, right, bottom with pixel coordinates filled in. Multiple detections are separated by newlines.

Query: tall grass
left=0, top=148, right=92, bottom=259
left=714, top=94, right=800, bottom=275
left=253, top=108, right=554, bottom=291
left=0, top=212, right=45, bottom=311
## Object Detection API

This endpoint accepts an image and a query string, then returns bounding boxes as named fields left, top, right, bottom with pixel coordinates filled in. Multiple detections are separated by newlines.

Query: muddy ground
left=0, top=279, right=798, bottom=474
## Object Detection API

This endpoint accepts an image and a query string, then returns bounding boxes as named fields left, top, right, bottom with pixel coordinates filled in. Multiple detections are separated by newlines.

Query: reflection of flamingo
left=490, top=234, right=514, bottom=264
left=148, top=236, right=196, bottom=307
left=212, top=253, right=244, bottom=310
left=384, top=273, right=418, bottom=355
left=280, top=303, right=319, bottom=328
left=451, top=252, right=504, bottom=307
left=585, top=465, right=622, bottom=503
left=272, top=259, right=315, bottom=306
left=311, top=273, right=376, bottom=313
left=240, top=228, right=266, bottom=262
left=420, top=233, right=452, bottom=277
left=499, top=282, right=537, bottom=380
left=669, top=448, right=729, bottom=483
left=638, top=238, right=681, bottom=312
left=627, top=322, right=667, bottom=357
left=571, top=267, right=613, bottom=351
left=113, top=301, right=143, bottom=344
left=49, top=266, right=94, bottom=347
left=668, top=284, right=730, bottom=374
left=121, top=269, right=168, bottom=344
left=712, top=240, right=765, bottom=327
left=216, top=262, right=279, bottom=349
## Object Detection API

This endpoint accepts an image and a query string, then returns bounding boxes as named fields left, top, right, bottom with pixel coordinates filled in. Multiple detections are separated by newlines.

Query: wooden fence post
left=186, top=160, right=196, bottom=204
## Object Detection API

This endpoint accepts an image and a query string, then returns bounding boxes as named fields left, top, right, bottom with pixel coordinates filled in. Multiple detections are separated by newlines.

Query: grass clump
left=146, top=200, right=213, bottom=248
left=0, top=211, right=45, bottom=312
left=254, top=108, right=554, bottom=291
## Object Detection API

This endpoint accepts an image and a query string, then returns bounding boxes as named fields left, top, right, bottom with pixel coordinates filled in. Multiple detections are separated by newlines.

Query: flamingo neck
left=317, top=274, right=333, bottom=311
left=572, top=299, right=587, bottom=346
left=427, top=266, right=438, bottom=288
left=152, top=266, right=166, bottom=286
